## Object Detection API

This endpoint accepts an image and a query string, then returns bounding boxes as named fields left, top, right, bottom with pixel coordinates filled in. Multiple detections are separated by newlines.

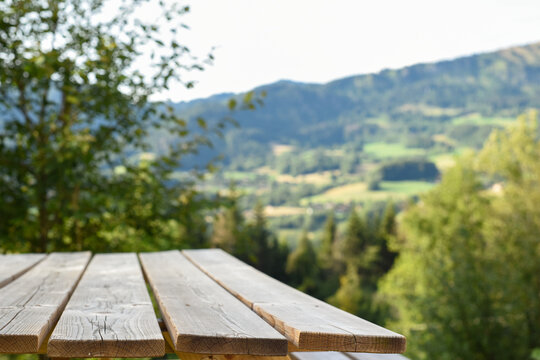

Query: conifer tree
left=340, top=207, right=378, bottom=273
left=211, top=203, right=244, bottom=254
left=328, top=263, right=368, bottom=317
left=248, top=201, right=271, bottom=270
left=211, top=185, right=245, bottom=254
left=375, top=200, right=398, bottom=275
left=316, top=211, right=340, bottom=299
left=318, top=211, right=337, bottom=270
left=286, top=230, right=318, bottom=294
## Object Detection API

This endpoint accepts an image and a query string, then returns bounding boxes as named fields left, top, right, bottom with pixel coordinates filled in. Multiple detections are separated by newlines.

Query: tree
left=476, top=111, right=540, bottom=358
left=328, top=264, right=367, bottom=316
left=245, top=201, right=289, bottom=281
left=247, top=201, right=270, bottom=268
left=375, top=200, right=398, bottom=274
left=0, top=0, right=251, bottom=252
left=379, top=112, right=540, bottom=360
left=379, top=158, right=496, bottom=360
left=286, top=230, right=318, bottom=294
left=210, top=189, right=245, bottom=255
left=331, top=206, right=389, bottom=323
left=339, top=207, right=378, bottom=272
left=318, top=211, right=337, bottom=270
left=316, top=211, right=340, bottom=299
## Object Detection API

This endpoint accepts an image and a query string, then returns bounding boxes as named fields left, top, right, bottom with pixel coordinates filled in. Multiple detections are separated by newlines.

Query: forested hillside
left=170, top=42, right=540, bottom=168
left=1, top=3, right=539, bottom=358
left=154, top=42, right=540, bottom=248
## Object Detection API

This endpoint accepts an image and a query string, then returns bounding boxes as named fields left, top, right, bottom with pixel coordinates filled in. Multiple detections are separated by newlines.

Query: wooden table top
left=0, top=250, right=406, bottom=359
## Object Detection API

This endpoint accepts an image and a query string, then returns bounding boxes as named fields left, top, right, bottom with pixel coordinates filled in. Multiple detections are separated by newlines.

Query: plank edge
left=47, top=338, right=165, bottom=358
left=296, top=332, right=407, bottom=354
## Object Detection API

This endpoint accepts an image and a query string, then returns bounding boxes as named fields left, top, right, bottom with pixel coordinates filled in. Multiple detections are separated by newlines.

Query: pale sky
left=158, top=0, right=540, bottom=102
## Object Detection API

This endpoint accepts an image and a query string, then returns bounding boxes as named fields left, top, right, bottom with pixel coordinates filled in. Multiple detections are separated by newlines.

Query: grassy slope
left=302, top=180, right=435, bottom=204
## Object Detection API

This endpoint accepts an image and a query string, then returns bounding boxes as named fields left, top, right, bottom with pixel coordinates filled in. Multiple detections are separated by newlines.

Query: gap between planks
left=47, top=253, right=164, bottom=358
left=139, top=251, right=288, bottom=356
left=183, top=249, right=406, bottom=354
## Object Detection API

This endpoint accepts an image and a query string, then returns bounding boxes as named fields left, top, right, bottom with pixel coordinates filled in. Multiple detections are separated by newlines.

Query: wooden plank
left=0, top=252, right=91, bottom=354
left=0, top=254, right=46, bottom=288
left=291, top=352, right=351, bottom=360
left=139, top=250, right=288, bottom=355
left=163, top=331, right=291, bottom=360
left=47, top=253, right=164, bottom=358
left=183, top=249, right=406, bottom=353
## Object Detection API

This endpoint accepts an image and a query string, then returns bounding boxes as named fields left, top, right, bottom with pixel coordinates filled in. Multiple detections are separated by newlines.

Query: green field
left=301, top=180, right=435, bottom=205
left=380, top=180, right=435, bottom=194
left=363, top=142, right=427, bottom=159
left=451, top=114, right=515, bottom=126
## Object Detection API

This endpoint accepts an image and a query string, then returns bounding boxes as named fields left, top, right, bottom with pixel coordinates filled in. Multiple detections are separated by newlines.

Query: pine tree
left=328, top=264, right=369, bottom=317
left=316, top=211, right=340, bottom=299
left=211, top=185, right=245, bottom=255
left=318, top=212, right=337, bottom=270
left=248, top=201, right=271, bottom=270
left=286, top=230, right=318, bottom=294
left=332, top=205, right=392, bottom=322
left=340, top=207, right=376, bottom=271
left=376, top=200, right=398, bottom=275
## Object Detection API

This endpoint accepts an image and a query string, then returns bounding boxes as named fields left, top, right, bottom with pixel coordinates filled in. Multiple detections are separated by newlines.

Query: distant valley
left=160, top=42, right=540, bottom=244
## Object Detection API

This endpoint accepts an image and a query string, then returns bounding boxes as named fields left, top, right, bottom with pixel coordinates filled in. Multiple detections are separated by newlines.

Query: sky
left=157, top=0, right=540, bottom=102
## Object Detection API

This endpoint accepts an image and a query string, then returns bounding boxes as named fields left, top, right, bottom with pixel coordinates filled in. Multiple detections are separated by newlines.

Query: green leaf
left=196, top=117, right=207, bottom=129
left=66, top=95, right=80, bottom=105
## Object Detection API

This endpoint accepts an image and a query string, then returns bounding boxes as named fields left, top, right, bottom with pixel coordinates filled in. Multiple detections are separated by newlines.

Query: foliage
left=0, top=0, right=257, bottom=252
left=318, top=212, right=337, bottom=270
left=323, top=205, right=398, bottom=323
left=375, top=159, right=439, bottom=181
left=211, top=196, right=290, bottom=282
left=169, top=42, right=540, bottom=170
left=245, top=201, right=290, bottom=281
left=286, top=229, right=318, bottom=294
left=274, top=149, right=341, bottom=176
left=380, top=112, right=540, bottom=360
left=210, top=188, right=244, bottom=254
left=315, top=212, right=340, bottom=299
left=329, top=264, right=367, bottom=315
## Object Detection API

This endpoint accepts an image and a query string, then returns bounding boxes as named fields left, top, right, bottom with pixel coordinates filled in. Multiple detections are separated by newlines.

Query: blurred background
left=1, top=1, right=540, bottom=359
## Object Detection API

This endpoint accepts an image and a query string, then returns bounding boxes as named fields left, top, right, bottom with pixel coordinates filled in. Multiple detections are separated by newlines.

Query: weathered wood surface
left=140, top=250, right=288, bottom=355
left=163, top=332, right=291, bottom=360
left=183, top=249, right=406, bottom=353
left=291, top=352, right=351, bottom=360
left=0, top=254, right=46, bottom=288
left=48, top=253, right=164, bottom=358
left=0, top=252, right=91, bottom=353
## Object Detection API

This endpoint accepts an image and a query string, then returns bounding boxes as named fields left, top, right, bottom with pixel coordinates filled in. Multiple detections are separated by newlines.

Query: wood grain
left=0, top=254, right=46, bottom=288
left=0, top=252, right=91, bottom=353
left=183, top=249, right=406, bottom=353
left=163, top=331, right=291, bottom=360
left=47, top=253, right=164, bottom=358
left=139, top=251, right=287, bottom=355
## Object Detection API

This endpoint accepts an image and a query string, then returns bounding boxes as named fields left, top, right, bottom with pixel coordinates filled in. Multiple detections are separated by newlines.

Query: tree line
left=2, top=2, right=539, bottom=359
left=211, top=112, right=540, bottom=360
left=210, top=189, right=399, bottom=326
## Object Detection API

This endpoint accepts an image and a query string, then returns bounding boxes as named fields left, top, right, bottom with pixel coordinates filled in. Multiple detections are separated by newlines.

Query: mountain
left=170, top=42, right=540, bottom=168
